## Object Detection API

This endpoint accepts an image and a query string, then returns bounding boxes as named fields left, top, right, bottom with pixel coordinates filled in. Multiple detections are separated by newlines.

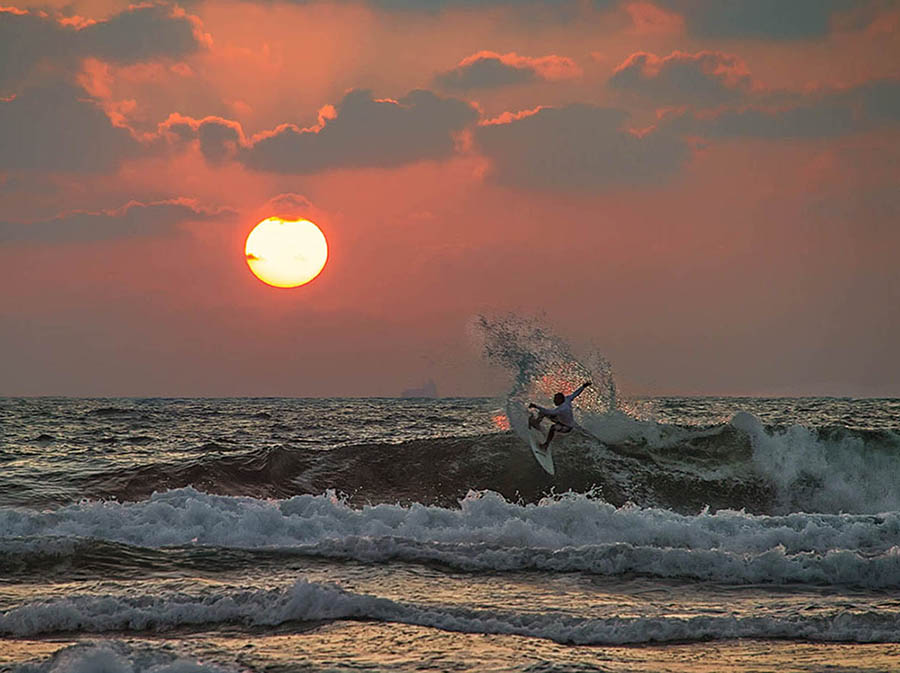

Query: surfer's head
left=553, top=392, right=565, bottom=405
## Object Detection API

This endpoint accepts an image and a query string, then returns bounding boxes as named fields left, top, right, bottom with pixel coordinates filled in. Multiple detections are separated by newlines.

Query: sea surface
left=2, top=322, right=900, bottom=672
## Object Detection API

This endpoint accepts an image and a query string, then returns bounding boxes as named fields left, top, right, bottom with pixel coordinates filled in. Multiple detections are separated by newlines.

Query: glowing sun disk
left=245, top=217, right=328, bottom=288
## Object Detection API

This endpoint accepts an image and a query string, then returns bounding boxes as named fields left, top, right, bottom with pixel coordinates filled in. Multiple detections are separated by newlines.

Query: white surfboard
left=526, top=425, right=555, bottom=475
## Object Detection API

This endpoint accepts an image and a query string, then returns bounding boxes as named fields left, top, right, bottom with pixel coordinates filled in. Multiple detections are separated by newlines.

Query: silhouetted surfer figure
left=528, top=381, right=591, bottom=451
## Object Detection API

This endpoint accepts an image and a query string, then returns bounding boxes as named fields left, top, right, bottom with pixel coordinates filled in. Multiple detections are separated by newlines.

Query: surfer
left=528, top=381, right=592, bottom=451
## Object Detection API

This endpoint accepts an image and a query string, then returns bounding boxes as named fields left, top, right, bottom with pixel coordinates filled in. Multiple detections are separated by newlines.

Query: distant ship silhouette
left=400, top=379, right=437, bottom=398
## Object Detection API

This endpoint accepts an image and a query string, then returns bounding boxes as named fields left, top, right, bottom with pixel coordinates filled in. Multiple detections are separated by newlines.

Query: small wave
left=0, top=538, right=177, bottom=580
left=15, top=641, right=232, bottom=673
left=3, top=489, right=900, bottom=588
left=86, top=407, right=138, bottom=418
left=3, top=578, right=900, bottom=644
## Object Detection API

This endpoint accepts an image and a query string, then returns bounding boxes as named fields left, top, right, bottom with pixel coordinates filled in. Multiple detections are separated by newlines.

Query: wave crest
left=4, top=488, right=900, bottom=587
left=4, top=577, right=900, bottom=643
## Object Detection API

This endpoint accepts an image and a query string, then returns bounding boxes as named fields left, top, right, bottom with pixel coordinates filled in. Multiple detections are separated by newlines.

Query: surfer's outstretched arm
left=565, top=381, right=592, bottom=403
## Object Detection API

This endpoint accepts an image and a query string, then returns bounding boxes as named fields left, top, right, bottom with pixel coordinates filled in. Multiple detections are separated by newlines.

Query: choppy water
left=2, top=320, right=900, bottom=672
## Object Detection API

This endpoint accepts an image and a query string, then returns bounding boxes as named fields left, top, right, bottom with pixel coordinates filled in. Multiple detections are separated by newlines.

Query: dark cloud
left=475, top=104, right=690, bottom=190
left=666, top=77, right=900, bottom=139
left=0, top=9, right=62, bottom=93
left=657, top=0, right=856, bottom=40
left=0, top=199, right=236, bottom=244
left=435, top=51, right=580, bottom=91
left=242, top=89, right=478, bottom=173
left=80, top=5, right=207, bottom=64
left=160, top=114, right=245, bottom=163
left=436, top=54, right=537, bottom=90
left=0, top=4, right=207, bottom=93
left=853, top=78, right=900, bottom=124
left=198, top=121, right=242, bottom=163
left=609, top=51, right=752, bottom=105
left=159, top=90, right=478, bottom=172
left=0, top=84, right=139, bottom=172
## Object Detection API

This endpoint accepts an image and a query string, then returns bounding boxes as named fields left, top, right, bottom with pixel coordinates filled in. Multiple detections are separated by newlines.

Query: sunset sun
left=244, top=217, right=328, bottom=288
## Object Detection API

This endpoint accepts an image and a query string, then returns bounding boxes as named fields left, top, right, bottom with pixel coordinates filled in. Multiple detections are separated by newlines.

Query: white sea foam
left=2, top=488, right=900, bottom=587
left=3, top=578, right=900, bottom=644
left=578, top=407, right=900, bottom=515
left=731, top=411, right=900, bottom=514
left=14, top=641, right=232, bottom=673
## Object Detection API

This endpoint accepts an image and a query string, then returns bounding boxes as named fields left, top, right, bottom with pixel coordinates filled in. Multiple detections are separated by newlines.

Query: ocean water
left=2, top=322, right=900, bottom=672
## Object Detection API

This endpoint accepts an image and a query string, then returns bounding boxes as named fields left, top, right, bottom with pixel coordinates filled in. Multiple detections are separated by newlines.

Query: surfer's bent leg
left=541, top=422, right=572, bottom=451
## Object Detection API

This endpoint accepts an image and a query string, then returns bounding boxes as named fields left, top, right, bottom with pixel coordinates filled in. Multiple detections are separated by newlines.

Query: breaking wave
left=3, top=488, right=900, bottom=588
left=70, top=412, right=900, bottom=517
left=3, top=577, right=900, bottom=644
left=474, top=315, right=900, bottom=515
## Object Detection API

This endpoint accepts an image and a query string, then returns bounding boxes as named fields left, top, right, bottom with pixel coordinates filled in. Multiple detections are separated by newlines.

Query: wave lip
left=3, top=578, right=900, bottom=645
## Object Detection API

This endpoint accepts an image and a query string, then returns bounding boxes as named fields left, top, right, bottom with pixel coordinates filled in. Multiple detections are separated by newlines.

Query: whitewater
left=2, top=319, right=900, bottom=672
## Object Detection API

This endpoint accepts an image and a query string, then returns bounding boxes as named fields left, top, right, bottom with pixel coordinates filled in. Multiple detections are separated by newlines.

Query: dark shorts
left=546, top=415, right=572, bottom=433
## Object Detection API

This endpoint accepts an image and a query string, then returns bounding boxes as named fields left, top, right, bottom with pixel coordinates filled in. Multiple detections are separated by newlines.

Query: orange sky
left=2, top=0, right=899, bottom=396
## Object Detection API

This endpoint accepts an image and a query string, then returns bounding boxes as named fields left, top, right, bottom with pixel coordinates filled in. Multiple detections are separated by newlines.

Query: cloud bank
left=0, top=4, right=208, bottom=93
left=655, top=0, right=857, bottom=39
left=0, top=84, right=139, bottom=172
left=0, top=199, right=236, bottom=244
left=241, top=89, right=478, bottom=173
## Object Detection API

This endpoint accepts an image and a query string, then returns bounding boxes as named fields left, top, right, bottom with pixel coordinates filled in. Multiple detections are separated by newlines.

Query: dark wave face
left=70, top=416, right=900, bottom=516
left=75, top=425, right=769, bottom=513
left=0, top=397, right=499, bottom=507
left=2, top=394, right=899, bottom=515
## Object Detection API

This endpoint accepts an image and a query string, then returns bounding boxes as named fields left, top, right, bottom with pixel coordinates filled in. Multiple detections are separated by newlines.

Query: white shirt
left=534, top=382, right=589, bottom=427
